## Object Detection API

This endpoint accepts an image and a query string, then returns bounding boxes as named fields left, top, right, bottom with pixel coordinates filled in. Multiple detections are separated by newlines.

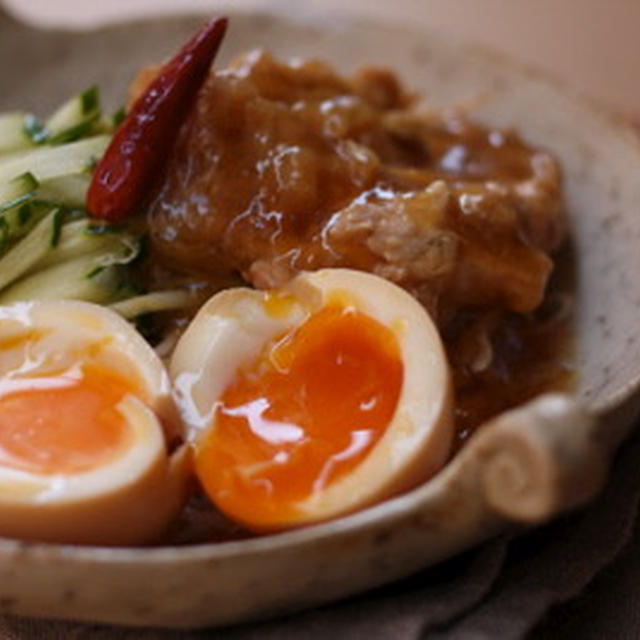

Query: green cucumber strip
left=45, top=86, right=101, bottom=144
left=86, top=235, right=140, bottom=273
left=0, top=172, right=39, bottom=213
left=0, top=218, right=9, bottom=255
left=48, top=115, right=100, bottom=145
left=81, top=86, right=100, bottom=114
left=17, top=203, right=32, bottom=226
left=0, top=208, right=61, bottom=291
left=23, top=114, right=48, bottom=144
left=0, top=253, right=121, bottom=305
left=0, top=135, right=110, bottom=182
left=110, top=289, right=201, bottom=319
left=50, top=209, right=63, bottom=247
left=35, top=174, right=90, bottom=208
left=0, top=202, right=51, bottom=248
left=91, top=105, right=125, bottom=137
left=30, top=221, right=138, bottom=272
left=0, top=113, right=35, bottom=154
left=112, top=106, right=126, bottom=128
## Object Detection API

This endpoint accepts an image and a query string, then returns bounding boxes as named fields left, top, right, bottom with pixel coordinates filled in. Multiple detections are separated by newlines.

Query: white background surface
left=2, top=0, right=638, bottom=119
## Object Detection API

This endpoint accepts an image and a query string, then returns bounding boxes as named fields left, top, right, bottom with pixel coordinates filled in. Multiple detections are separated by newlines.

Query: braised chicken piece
left=134, top=51, right=572, bottom=442
left=143, top=51, right=566, bottom=328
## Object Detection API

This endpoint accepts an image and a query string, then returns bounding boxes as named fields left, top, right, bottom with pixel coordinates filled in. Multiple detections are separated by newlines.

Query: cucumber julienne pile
left=0, top=87, right=196, bottom=323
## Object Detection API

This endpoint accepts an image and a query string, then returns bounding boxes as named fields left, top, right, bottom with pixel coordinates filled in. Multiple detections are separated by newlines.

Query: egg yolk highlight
left=0, top=364, right=135, bottom=475
left=195, top=306, right=404, bottom=528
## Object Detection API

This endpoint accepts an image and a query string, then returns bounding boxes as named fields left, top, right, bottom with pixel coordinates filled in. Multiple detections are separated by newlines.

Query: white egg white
left=170, top=268, right=454, bottom=530
left=0, top=301, right=189, bottom=545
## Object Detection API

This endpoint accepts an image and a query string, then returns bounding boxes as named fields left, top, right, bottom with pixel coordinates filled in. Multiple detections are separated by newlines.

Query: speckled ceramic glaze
left=0, top=8, right=639, bottom=629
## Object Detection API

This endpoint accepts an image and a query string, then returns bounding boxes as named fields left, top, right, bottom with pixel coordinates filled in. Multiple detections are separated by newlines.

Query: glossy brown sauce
left=131, top=51, right=574, bottom=543
left=144, top=51, right=565, bottom=323
left=448, top=245, right=575, bottom=448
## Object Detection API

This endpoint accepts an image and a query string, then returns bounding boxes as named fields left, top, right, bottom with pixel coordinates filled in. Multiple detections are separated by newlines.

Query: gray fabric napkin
left=1, top=425, right=638, bottom=639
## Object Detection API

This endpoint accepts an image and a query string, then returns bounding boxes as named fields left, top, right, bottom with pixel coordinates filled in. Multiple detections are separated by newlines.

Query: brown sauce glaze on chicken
left=136, top=50, right=573, bottom=443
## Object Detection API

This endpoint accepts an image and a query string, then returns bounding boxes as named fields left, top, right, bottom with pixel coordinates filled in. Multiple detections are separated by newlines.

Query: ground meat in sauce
left=133, top=50, right=573, bottom=446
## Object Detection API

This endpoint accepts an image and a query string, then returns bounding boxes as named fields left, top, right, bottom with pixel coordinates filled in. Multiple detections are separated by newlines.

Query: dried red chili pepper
left=87, top=16, right=228, bottom=222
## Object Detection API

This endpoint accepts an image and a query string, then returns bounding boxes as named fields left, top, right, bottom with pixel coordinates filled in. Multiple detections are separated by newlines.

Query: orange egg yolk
left=0, top=364, right=136, bottom=475
left=195, top=306, right=404, bottom=529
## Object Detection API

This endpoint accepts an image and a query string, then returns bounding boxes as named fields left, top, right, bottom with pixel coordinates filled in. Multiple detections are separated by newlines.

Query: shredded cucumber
left=0, top=202, right=54, bottom=244
left=110, top=289, right=202, bottom=319
left=0, top=92, right=138, bottom=311
left=23, top=115, right=48, bottom=145
left=36, top=174, right=90, bottom=208
left=0, top=209, right=63, bottom=291
left=0, top=173, right=89, bottom=217
left=0, top=253, right=122, bottom=305
left=0, top=135, right=109, bottom=183
left=0, top=172, right=38, bottom=213
left=0, top=113, right=35, bottom=155
left=46, top=87, right=101, bottom=145
left=31, top=221, right=139, bottom=273
left=0, top=89, right=198, bottom=330
left=112, top=106, right=126, bottom=128
left=0, top=229, right=139, bottom=304
left=20, top=87, right=103, bottom=146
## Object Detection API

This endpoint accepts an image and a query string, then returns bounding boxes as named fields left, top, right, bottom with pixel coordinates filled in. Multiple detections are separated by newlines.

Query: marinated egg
left=171, top=269, right=453, bottom=530
left=0, top=301, right=188, bottom=545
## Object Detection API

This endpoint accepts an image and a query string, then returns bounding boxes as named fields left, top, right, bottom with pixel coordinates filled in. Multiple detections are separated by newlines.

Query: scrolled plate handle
left=475, top=394, right=609, bottom=522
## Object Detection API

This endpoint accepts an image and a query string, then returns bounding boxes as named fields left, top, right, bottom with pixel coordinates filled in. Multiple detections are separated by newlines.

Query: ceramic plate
left=0, top=7, right=639, bottom=628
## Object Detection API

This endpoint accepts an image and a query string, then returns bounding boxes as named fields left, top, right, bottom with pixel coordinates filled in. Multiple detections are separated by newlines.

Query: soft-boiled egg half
left=171, top=269, right=454, bottom=531
left=0, top=301, right=188, bottom=545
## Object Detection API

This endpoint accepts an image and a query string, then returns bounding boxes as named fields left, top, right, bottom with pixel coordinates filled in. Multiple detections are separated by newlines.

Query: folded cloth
left=1, top=424, right=639, bottom=640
